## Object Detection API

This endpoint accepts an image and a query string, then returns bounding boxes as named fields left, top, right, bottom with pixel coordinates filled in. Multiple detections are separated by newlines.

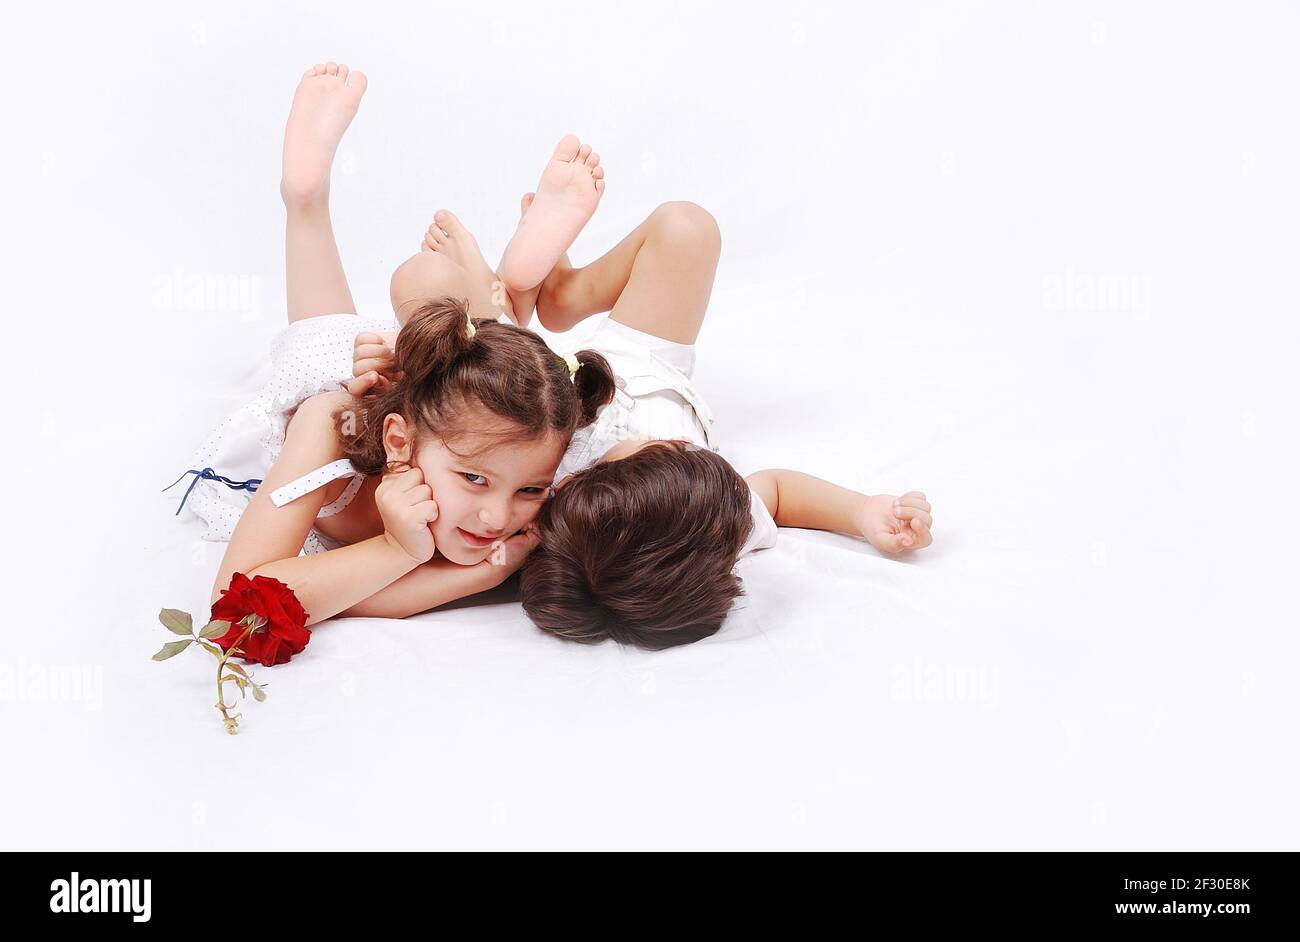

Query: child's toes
left=585, top=150, right=600, bottom=169
left=434, top=209, right=466, bottom=237
left=552, top=134, right=581, bottom=163
left=576, top=142, right=592, bottom=163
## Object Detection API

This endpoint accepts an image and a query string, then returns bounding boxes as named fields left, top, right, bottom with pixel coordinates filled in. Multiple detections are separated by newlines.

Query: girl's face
left=386, top=415, right=566, bottom=565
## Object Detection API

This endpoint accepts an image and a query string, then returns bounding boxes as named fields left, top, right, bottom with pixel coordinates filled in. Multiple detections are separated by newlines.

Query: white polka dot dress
left=178, top=312, right=397, bottom=555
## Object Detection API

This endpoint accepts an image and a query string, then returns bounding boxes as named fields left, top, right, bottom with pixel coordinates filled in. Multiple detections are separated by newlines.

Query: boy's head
left=520, top=439, right=755, bottom=649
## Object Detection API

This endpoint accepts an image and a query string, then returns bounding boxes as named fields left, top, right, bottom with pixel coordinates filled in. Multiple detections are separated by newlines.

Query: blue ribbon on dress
left=163, top=468, right=263, bottom=516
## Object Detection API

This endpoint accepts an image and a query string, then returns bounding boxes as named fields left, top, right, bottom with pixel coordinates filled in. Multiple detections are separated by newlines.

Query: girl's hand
left=346, top=331, right=402, bottom=396
left=858, top=491, right=933, bottom=554
left=480, top=525, right=541, bottom=583
left=376, top=466, right=440, bottom=563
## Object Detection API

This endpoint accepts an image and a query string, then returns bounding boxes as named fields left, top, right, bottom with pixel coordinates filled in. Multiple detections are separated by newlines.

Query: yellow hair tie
left=563, top=353, right=581, bottom=380
left=465, top=314, right=477, bottom=340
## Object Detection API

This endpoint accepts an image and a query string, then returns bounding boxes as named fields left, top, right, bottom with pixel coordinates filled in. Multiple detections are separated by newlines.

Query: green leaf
left=250, top=684, right=267, bottom=703
left=151, top=639, right=193, bottom=661
left=159, top=608, right=194, bottom=636
left=199, top=619, right=231, bottom=639
left=222, top=674, right=249, bottom=697
left=197, top=641, right=224, bottom=660
left=223, top=661, right=250, bottom=680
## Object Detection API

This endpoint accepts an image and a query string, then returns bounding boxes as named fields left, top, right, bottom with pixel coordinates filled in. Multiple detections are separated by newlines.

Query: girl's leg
left=534, top=202, right=721, bottom=344
left=390, top=209, right=519, bottom=327
left=280, top=63, right=368, bottom=324
left=284, top=202, right=356, bottom=323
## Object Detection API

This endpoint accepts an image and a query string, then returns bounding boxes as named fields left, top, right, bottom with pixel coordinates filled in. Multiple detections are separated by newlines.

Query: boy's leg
left=497, top=134, right=605, bottom=294
left=280, top=63, right=368, bottom=324
left=535, top=202, right=721, bottom=344
left=493, top=193, right=546, bottom=328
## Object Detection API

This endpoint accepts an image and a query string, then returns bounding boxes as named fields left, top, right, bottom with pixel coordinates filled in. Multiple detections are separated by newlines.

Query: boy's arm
left=745, top=469, right=933, bottom=554
left=346, top=330, right=401, bottom=395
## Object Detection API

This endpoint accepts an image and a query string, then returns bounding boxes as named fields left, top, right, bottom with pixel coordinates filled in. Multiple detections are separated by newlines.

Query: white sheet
left=3, top=1, right=1296, bottom=850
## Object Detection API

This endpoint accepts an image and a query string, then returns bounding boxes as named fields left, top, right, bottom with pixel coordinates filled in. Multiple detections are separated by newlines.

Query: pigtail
left=334, top=298, right=478, bottom=475
left=395, top=298, right=479, bottom=388
left=571, top=349, right=616, bottom=426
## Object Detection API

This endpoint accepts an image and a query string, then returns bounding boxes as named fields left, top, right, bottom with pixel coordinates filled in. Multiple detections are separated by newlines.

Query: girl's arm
left=745, top=469, right=934, bottom=554
left=212, top=392, right=422, bottom=625
left=340, top=527, right=539, bottom=619
left=339, top=558, right=498, bottom=618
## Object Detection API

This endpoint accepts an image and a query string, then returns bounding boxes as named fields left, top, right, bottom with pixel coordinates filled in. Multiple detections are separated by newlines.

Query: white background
left=2, top=1, right=1296, bottom=849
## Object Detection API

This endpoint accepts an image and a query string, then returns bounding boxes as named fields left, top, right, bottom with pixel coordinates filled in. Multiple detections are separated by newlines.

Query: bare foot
left=420, top=210, right=509, bottom=318
left=498, top=134, right=605, bottom=293
left=281, top=62, right=368, bottom=206
left=422, top=210, right=496, bottom=285
left=517, top=192, right=578, bottom=327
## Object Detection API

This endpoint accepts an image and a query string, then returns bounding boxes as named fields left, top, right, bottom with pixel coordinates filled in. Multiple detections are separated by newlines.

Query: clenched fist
left=346, top=330, right=401, bottom=396
left=858, top=491, right=933, bottom=554
left=376, top=465, right=439, bottom=563
left=481, top=524, right=541, bottom=580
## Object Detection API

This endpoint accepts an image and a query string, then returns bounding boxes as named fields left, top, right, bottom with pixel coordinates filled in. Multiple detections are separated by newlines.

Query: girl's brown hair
left=335, top=297, right=615, bottom=473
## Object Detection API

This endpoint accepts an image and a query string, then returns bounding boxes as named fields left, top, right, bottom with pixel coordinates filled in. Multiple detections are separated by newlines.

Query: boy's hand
left=480, top=525, right=541, bottom=583
left=346, top=330, right=402, bottom=396
left=858, top=491, right=933, bottom=554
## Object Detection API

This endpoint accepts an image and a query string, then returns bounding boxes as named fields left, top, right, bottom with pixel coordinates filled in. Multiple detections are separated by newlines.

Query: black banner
left=7, top=851, right=1292, bottom=929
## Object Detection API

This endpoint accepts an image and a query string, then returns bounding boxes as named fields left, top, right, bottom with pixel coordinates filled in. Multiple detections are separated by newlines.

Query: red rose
left=210, top=573, right=311, bottom=667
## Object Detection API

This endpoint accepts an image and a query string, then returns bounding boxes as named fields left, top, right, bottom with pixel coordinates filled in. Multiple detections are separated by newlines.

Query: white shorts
left=555, top=318, right=777, bottom=557
left=555, top=319, right=715, bottom=481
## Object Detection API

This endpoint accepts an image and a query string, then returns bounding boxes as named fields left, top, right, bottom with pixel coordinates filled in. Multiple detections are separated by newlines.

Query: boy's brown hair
left=520, top=441, right=755, bottom=649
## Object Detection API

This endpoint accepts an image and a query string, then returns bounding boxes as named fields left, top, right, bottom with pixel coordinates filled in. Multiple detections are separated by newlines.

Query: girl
left=176, top=63, right=614, bottom=625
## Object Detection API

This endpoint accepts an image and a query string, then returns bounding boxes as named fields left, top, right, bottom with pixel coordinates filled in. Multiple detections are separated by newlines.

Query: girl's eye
left=519, top=486, right=545, bottom=495
left=461, top=473, right=488, bottom=486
